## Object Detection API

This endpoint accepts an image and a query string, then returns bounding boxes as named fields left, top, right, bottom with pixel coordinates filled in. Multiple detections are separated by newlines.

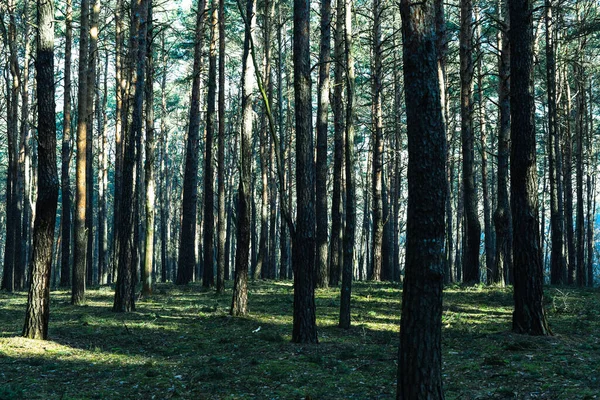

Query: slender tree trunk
left=315, top=0, right=331, bottom=288
left=563, top=67, right=575, bottom=285
left=586, top=82, right=594, bottom=287
left=98, top=49, right=109, bottom=285
left=72, top=0, right=90, bottom=304
left=277, top=9, right=289, bottom=280
left=292, top=0, right=318, bottom=343
left=142, top=0, right=155, bottom=296
left=397, top=0, right=445, bottom=395
left=460, top=0, right=481, bottom=284
left=329, top=0, right=345, bottom=287
left=509, top=0, right=550, bottom=335
left=159, top=33, right=169, bottom=283
left=230, top=0, right=256, bottom=316
left=113, top=0, right=148, bottom=312
left=339, top=0, right=355, bottom=330
left=493, top=0, right=512, bottom=286
left=22, top=0, right=58, bottom=340
left=575, top=62, right=585, bottom=287
left=216, top=0, right=226, bottom=292
left=60, top=0, right=73, bottom=288
left=369, top=0, right=383, bottom=282
left=176, top=0, right=206, bottom=285
left=203, top=0, right=218, bottom=288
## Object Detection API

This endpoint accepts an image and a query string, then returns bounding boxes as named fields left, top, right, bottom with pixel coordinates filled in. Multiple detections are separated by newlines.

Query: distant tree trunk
left=113, top=0, right=148, bottom=312
left=329, top=0, right=345, bottom=287
left=203, top=0, right=217, bottom=288
left=562, top=67, right=575, bottom=285
left=339, top=0, right=355, bottom=330
left=60, top=0, right=73, bottom=288
left=493, top=0, right=512, bottom=286
left=22, top=0, right=58, bottom=340
left=291, top=0, right=318, bottom=343
left=142, top=0, right=155, bottom=296
left=392, top=22, right=403, bottom=282
left=575, top=62, right=585, bottom=287
left=176, top=0, right=206, bottom=285
left=397, top=0, right=445, bottom=395
left=72, top=0, right=90, bottom=304
left=98, top=49, right=109, bottom=285
left=216, top=0, right=226, bottom=293
left=159, top=33, right=169, bottom=283
left=546, top=0, right=566, bottom=285
left=476, top=9, right=494, bottom=283
left=586, top=83, right=594, bottom=287
left=460, top=0, right=481, bottom=285
left=315, top=0, right=331, bottom=289
left=509, top=0, right=550, bottom=335
left=369, top=0, right=383, bottom=282
left=230, top=0, right=256, bottom=316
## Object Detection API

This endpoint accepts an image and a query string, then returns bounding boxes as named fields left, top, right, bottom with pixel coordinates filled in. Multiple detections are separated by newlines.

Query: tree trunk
left=460, top=0, right=481, bottom=284
left=291, top=0, right=318, bottom=343
left=176, top=0, right=206, bottom=285
left=397, top=0, right=445, bottom=395
left=329, top=0, right=345, bottom=287
left=493, top=0, right=512, bottom=286
left=142, top=0, right=155, bottom=296
left=98, top=49, right=109, bottom=285
left=72, top=0, right=90, bottom=304
left=575, top=62, right=585, bottom=287
left=562, top=67, right=575, bottom=285
left=216, top=0, right=226, bottom=292
left=339, top=0, right=355, bottom=330
left=22, top=0, right=58, bottom=340
left=230, top=0, right=256, bottom=316
left=509, top=0, right=550, bottom=335
left=113, top=0, right=148, bottom=312
left=60, top=0, right=73, bottom=288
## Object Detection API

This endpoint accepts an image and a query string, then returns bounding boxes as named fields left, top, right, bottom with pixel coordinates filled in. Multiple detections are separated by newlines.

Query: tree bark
left=397, top=0, right=445, bottom=395
left=292, top=0, right=318, bottom=343
left=216, top=0, right=226, bottom=292
left=509, top=0, right=550, bottom=335
left=22, top=0, right=59, bottom=340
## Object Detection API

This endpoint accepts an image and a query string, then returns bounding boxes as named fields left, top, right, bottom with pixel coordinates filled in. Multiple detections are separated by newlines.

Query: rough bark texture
left=22, top=0, right=59, bottom=340
left=230, top=0, right=255, bottom=316
left=176, top=0, right=206, bottom=285
left=203, top=0, right=218, bottom=288
left=72, top=0, right=90, bottom=304
left=113, top=0, right=148, bottom=312
left=339, top=0, right=355, bottom=330
left=493, top=0, right=512, bottom=286
left=292, top=0, right=318, bottom=343
left=329, top=0, right=345, bottom=287
left=460, top=0, right=481, bottom=284
left=509, top=0, right=550, bottom=335
left=315, top=0, right=331, bottom=289
left=397, top=0, right=445, bottom=396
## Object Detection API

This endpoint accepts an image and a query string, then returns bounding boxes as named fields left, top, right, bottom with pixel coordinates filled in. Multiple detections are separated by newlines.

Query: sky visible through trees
left=1, top=0, right=600, bottom=396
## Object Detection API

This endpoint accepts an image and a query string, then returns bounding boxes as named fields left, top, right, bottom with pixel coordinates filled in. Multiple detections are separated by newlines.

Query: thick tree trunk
left=397, top=0, right=445, bottom=396
left=460, top=0, right=481, bottom=284
left=60, top=0, right=73, bottom=288
left=176, top=0, right=206, bottom=285
left=339, top=0, right=355, bottom=330
left=22, top=0, right=58, bottom=340
left=230, top=0, right=256, bottom=316
left=113, top=0, right=148, bottom=312
left=329, top=0, right=345, bottom=287
left=509, top=0, right=550, bottom=335
left=315, top=0, right=331, bottom=288
left=291, top=0, right=318, bottom=343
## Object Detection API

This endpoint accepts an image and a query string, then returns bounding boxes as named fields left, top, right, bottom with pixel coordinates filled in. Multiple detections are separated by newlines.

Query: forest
left=1, top=0, right=600, bottom=397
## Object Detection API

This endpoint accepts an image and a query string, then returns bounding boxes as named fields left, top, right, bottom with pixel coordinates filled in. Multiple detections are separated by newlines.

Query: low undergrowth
left=0, top=281, right=598, bottom=399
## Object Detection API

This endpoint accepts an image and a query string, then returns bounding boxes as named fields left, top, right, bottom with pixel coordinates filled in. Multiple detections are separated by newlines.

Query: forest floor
left=0, top=281, right=599, bottom=399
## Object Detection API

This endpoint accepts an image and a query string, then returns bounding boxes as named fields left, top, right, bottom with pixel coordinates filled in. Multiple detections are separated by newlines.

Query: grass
left=0, top=281, right=599, bottom=399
